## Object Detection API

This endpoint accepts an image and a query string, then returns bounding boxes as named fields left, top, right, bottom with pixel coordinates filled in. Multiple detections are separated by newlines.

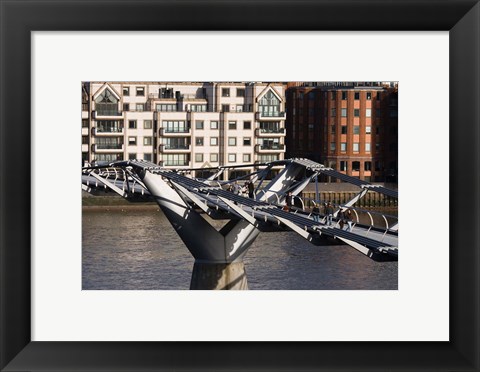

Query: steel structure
left=82, top=158, right=398, bottom=290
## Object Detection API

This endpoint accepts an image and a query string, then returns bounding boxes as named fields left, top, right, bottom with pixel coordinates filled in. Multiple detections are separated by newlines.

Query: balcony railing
left=159, top=144, right=190, bottom=151
left=96, top=143, right=123, bottom=150
left=94, top=110, right=122, bottom=117
left=256, top=111, right=286, bottom=120
left=160, top=160, right=190, bottom=166
left=257, top=127, right=285, bottom=134
left=159, top=128, right=191, bottom=136
left=260, top=144, right=284, bottom=150
left=256, top=144, right=285, bottom=152
left=95, top=127, right=124, bottom=134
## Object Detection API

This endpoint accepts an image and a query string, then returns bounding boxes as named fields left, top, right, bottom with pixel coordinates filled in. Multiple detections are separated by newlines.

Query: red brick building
left=285, top=82, right=398, bottom=182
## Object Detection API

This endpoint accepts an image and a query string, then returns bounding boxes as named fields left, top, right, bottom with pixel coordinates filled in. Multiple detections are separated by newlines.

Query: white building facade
left=82, top=82, right=286, bottom=179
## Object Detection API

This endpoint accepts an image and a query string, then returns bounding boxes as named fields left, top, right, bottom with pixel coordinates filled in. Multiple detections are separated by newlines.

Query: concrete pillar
left=190, top=261, right=248, bottom=290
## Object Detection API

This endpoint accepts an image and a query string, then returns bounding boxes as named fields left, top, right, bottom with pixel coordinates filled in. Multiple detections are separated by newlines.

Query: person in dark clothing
left=337, top=208, right=345, bottom=229
left=345, top=209, right=354, bottom=231
left=284, top=191, right=293, bottom=212
left=312, top=205, right=320, bottom=223
left=248, top=180, right=255, bottom=198
left=325, top=202, right=334, bottom=226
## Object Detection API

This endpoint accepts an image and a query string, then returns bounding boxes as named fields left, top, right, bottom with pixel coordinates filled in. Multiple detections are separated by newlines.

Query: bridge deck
left=82, top=160, right=398, bottom=259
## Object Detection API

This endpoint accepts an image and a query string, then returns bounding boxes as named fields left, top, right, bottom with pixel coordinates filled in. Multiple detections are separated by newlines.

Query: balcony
left=159, top=160, right=191, bottom=167
left=92, top=144, right=124, bottom=152
left=159, top=128, right=191, bottom=136
left=256, top=111, right=286, bottom=120
left=159, top=144, right=191, bottom=153
left=92, top=109, right=123, bottom=119
left=93, top=127, right=124, bottom=136
left=256, top=128, right=285, bottom=137
left=255, top=144, right=285, bottom=153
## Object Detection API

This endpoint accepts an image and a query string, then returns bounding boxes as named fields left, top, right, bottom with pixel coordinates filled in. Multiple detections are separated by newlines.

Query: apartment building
left=82, top=82, right=287, bottom=179
left=285, top=82, right=398, bottom=182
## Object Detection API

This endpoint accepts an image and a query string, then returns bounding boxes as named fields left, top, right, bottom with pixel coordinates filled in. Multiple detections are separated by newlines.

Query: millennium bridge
left=82, top=158, right=398, bottom=290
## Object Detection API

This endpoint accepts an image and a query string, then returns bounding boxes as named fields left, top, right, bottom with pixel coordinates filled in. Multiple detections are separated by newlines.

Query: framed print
left=1, top=0, right=479, bottom=371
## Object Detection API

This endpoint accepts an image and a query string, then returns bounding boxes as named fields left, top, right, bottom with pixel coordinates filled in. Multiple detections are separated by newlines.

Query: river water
left=82, top=208, right=398, bottom=290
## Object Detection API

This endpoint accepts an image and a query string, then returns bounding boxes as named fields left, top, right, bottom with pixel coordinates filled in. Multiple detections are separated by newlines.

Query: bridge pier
left=140, top=171, right=259, bottom=290
left=190, top=261, right=248, bottom=290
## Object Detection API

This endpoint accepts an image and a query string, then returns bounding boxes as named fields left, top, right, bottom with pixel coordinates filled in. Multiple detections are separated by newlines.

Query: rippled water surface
left=83, top=208, right=397, bottom=290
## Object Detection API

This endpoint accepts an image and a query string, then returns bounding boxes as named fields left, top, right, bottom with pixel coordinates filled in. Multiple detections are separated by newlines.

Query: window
left=222, top=104, right=230, bottom=112
left=136, top=87, right=145, bottom=96
left=243, top=137, right=251, bottom=146
left=353, top=143, right=359, bottom=152
left=190, top=104, right=207, bottom=112
left=366, top=109, right=372, bottom=117
left=195, top=137, right=204, bottom=146
left=331, top=125, right=336, bottom=134
left=82, top=119, right=88, bottom=128
left=128, top=153, right=136, bottom=160
left=365, top=161, right=372, bottom=171
left=95, top=89, right=119, bottom=116
left=123, top=87, right=130, bottom=96
left=123, top=103, right=129, bottom=111
left=366, top=92, right=372, bottom=100
left=161, top=154, right=189, bottom=166
left=340, top=161, right=348, bottom=171
left=82, top=136, right=89, bottom=144
left=210, top=121, right=219, bottom=129
left=143, top=120, right=152, bottom=129
left=342, top=91, right=347, bottom=100
left=236, top=105, right=244, bottom=112
left=195, top=121, right=204, bottom=130
left=129, top=120, right=137, bottom=129
left=210, top=153, right=218, bottom=162
left=352, top=161, right=360, bottom=171
left=143, top=137, right=152, bottom=146
left=259, top=90, right=281, bottom=117
left=259, top=122, right=281, bottom=133
left=331, top=108, right=336, bottom=117
left=161, top=137, right=189, bottom=150
left=156, top=104, right=177, bottom=112
left=354, top=109, right=360, bottom=117
left=376, top=92, right=381, bottom=99
left=366, top=126, right=371, bottom=134
left=97, top=120, right=123, bottom=133
left=340, top=142, right=347, bottom=152
left=228, top=154, right=236, bottom=163
left=222, top=88, right=230, bottom=97
left=243, top=121, right=251, bottom=130
left=228, top=121, right=237, bottom=130
left=354, top=92, right=360, bottom=100
left=210, top=137, right=218, bottom=146
left=136, top=103, right=144, bottom=112
left=341, top=108, right=347, bottom=117
left=144, top=153, right=152, bottom=162
left=228, top=137, right=237, bottom=146
left=128, top=136, right=137, bottom=145
left=237, top=88, right=245, bottom=97
left=243, top=154, right=251, bottom=162
left=341, top=126, right=347, bottom=134
left=195, top=153, right=203, bottom=162
left=330, top=142, right=336, bottom=152
left=353, top=126, right=360, bottom=134
left=162, top=120, right=188, bottom=133
left=331, top=91, right=336, bottom=100
left=258, top=154, right=279, bottom=162
left=365, top=143, right=371, bottom=152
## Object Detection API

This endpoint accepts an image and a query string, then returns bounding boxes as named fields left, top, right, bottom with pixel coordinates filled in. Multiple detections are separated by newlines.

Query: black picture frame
left=1, top=0, right=479, bottom=371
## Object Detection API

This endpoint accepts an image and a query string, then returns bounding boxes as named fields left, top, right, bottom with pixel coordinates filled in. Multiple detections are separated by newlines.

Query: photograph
left=81, top=81, right=398, bottom=290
